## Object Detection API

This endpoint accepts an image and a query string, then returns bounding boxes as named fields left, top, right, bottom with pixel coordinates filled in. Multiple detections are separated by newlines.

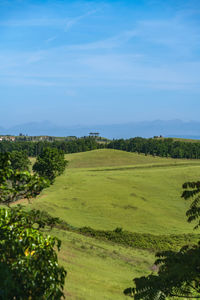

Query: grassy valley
left=21, top=149, right=200, bottom=298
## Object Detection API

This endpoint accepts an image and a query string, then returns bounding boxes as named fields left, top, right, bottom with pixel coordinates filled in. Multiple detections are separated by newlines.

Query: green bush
left=0, top=206, right=66, bottom=299
left=77, top=227, right=199, bottom=251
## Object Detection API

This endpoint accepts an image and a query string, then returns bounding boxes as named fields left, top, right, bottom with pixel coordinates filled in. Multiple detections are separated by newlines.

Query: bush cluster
left=77, top=227, right=199, bottom=251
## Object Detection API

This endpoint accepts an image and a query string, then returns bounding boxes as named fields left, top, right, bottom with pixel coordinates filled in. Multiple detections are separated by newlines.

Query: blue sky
left=0, top=0, right=200, bottom=127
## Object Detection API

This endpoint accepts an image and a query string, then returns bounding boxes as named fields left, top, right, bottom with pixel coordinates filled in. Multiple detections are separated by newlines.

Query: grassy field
left=64, top=148, right=200, bottom=168
left=25, top=149, right=200, bottom=298
left=55, top=229, right=155, bottom=299
left=30, top=149, right=200, bottom=235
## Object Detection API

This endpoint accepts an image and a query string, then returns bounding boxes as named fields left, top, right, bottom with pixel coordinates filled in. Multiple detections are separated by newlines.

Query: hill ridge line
left=88, top=162, right=200, bottom=172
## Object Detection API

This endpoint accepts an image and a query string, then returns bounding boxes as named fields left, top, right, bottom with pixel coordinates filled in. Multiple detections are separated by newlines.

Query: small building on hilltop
left=0, top=136, right=15, bottom=142
left=89, top=132, right=100, bottom=138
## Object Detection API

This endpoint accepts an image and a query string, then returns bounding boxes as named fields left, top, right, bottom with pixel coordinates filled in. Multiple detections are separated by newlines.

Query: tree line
left=0, top=137, right=104, bottom=156
left=107, top=137, right=200, bottom=159
left=3, top=136, right=200, bottom=159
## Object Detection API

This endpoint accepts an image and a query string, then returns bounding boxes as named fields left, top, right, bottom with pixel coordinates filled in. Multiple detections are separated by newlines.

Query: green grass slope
left=30, top=149, right=200, bottom=235
left=65, top=148, right=200, bottom=168
left=55, top=229, right=155, bottom=299
left=26, top=149, right=200, bottom=299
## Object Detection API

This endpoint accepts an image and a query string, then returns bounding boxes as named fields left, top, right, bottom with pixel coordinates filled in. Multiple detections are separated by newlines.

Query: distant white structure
left=0, top=136, right=15, bottom=142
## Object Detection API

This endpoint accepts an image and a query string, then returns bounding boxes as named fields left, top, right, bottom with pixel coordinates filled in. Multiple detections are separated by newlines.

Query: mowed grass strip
left=30, top=149, right=200, bottom=235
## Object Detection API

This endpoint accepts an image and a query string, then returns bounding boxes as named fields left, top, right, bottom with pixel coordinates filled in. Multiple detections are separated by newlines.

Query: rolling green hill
left=30, top=149, right=200, bottom=235
left=65, top=148, right=200, bottom=169
left=24, top=149, right=200, bottom=299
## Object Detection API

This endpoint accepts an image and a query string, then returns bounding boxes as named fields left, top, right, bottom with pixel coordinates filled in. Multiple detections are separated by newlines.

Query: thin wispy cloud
left=1, top=49, right=199, bottom=92
left=64, top=9, right=99, bottom=31
left=62, top=30, right=138, bottom=51
left=0, top=9, right=98, bottom=30
left=135, top=18, right=200, bottom=56
left=45, top=36, right=57, bottom=44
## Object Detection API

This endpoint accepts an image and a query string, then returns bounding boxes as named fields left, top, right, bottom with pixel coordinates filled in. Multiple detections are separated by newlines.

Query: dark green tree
left=0, top=154, right=67, bottom=299
left=127, top=181, right=200, bottom=299
left=33, top=148, right=68, bottom=183
left=0, top=153, right=49, bottom=206
left=9, top=150, right=31, bottom=171
left=0, top=206, right=67, bottom=299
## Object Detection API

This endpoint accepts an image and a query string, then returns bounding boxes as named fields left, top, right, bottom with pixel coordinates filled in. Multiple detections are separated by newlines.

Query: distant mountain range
left=1, top=120, right=200, bottom=139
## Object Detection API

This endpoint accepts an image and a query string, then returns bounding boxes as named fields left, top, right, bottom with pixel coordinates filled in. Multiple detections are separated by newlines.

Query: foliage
left=0, top=206, right=66, bottom=299
left=2, top=136, right=200, bottom=160
left=132, top=244, right=200, bottom=299
left=129, top=181, right=200, bottom=299
left=0, top=153, right=66, bottom=298
left=107, top=137, right=200, bottom=159
left=0, top=153, right=49, bottom=206
left=33, top=148, right=68, bottom=183
left=26, top=207, right=64, bottom=230
left=77, top=227, right=199, bottom=251
left=182, top=180, right=200, bottom=229
left=0, top=137, right=103, bottom=156
left=22, top=212, right=199, bottom=252
left=9, top=150, right=31, bottom=171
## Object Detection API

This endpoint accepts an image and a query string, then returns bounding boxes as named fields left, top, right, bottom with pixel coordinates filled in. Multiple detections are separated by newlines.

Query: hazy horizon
left=1, top=119, right=200, bottom=139
left=1, top=118, right=200, bottom=129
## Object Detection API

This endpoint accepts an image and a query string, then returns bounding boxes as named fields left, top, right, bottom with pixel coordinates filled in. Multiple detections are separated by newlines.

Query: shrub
left=0, top=206, right=67, bottom=299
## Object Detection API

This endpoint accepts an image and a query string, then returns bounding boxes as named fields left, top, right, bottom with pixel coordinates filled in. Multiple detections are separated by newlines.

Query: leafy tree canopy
left=0, top=153, right=49, bottom=206
left=127, top=181, right=200, bottom=299
left=9, top=150, right=31, bottom=171
left=0, top=206, right=67, bottom=299
left=33, top=148, right=68, bottom=183
left=0, top=153, right=67, bottom=299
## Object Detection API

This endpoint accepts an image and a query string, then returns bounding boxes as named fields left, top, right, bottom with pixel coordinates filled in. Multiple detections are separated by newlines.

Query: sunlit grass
left=27, top=149, right=200, bottom=298
left=31, top=149, right=200, bottom=234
